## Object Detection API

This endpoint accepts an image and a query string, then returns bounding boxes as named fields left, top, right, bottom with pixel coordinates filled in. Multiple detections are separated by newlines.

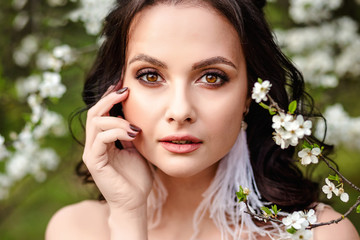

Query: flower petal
left=340, top=193, right=349, bottom=202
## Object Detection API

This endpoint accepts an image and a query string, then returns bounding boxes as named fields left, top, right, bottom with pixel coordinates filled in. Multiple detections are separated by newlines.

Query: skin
left=45, top=4, right=359, bottom=240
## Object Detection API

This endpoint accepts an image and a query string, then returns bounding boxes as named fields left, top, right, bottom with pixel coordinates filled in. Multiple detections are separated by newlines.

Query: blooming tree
left=274, top=0, right=360, bottom=149
left=0, top=0, right=114, bottom=200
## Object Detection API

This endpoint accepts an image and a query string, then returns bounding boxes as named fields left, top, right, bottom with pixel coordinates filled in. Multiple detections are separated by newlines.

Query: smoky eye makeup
left=196, top=69, right=230, bottom=88
left=135, top=68, right=164, bottom=86
left=133, top=66, right=231, bottom=89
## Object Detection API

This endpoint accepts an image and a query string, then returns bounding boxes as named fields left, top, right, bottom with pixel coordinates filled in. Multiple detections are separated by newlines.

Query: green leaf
left=271, top=205, right=281, bottom=215
left=288, top=100, right=297, bottom=114
left=286, top=227, right=297, bottom=234
left=328, top=174, right=340, bottom=183
left=269, top=108, right=277, bottom=115
left=236, top=186, right=247, bottom=202
left=259, top=102, right=269, bottom=110
left=257, top=77, right=263, bottom=83
left=261, top=206, right=272, bottom=215
left=356, top=205, right=360, bottom=214
left=302, top=141, right=312, bottom=149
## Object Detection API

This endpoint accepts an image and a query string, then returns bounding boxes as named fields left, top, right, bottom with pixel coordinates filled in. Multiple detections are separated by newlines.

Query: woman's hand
left=82, top=87, right=153, bottom=212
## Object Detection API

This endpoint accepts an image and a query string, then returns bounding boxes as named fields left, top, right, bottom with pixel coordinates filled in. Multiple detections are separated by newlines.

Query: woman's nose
left=164, top=84, right=196, bottom=125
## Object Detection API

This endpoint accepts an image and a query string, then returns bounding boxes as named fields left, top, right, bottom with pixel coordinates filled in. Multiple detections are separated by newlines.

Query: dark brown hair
left=76, top=0, right=328, bottom=211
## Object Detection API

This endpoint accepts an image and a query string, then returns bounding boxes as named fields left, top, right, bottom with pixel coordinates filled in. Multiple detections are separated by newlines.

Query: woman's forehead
left=126, top=4, right=244, bottom=66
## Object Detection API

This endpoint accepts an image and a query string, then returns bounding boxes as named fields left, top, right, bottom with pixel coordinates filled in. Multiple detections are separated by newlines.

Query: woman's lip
left=158, top=135, right=203, bottom=153
left=159, top=142, right=202, bottom=153
left=158, top=135, right=202, bottom=143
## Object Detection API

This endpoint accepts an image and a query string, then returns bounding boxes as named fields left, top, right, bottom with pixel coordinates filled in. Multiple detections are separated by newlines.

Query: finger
left=86, top=116, right=141, bottom=147
left=87, top=87, right=129, bottom=118
left=92, top=116, right=134, bottom=132
left=90, top=128, right=138, bottom=159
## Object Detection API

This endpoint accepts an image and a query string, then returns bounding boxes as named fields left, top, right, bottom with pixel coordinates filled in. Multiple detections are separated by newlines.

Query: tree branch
left=244, top=202, right=283, bottom=224
left=309, top=196, right=360, bottom=229
left=320, top=155, right=360, bottom=192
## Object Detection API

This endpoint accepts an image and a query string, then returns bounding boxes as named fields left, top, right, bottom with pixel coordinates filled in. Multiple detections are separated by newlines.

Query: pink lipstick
left=159, top=135, right=202, bottom=153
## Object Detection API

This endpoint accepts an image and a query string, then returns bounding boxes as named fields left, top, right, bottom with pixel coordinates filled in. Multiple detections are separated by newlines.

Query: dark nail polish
left=116, top=87, right=128, bottom=94
left=130, top=124, right=142, bottom=132
left=127, top=132, right=137, bottom=138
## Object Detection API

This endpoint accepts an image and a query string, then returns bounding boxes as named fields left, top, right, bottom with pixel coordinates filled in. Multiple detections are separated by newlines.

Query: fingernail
left=116, top=87, right=128, bottom=94
left=127, top=132, right=137, bottom=138
left=129, top=124, right=142, bottom=132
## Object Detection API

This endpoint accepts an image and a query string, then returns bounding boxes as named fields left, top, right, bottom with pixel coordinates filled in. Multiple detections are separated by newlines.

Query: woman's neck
left=148, top=164, right=220, bottom=240
left=158, top=162, right=218, bottom=218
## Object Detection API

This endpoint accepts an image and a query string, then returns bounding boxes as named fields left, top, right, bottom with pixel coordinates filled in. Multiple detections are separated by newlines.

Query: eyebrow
left=129, top=54, right=167, bottom=69
left=128, top=54, right=237, bottom=70
left=192, top=56, right=237, bottom=70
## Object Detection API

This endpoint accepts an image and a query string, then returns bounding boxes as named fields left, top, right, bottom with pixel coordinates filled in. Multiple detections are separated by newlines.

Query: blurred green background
left=0, top=0, right=359, bottom=239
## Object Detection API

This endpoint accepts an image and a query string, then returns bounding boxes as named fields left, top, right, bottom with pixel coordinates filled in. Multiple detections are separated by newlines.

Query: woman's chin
left=151, top=159, right=219, bottom=180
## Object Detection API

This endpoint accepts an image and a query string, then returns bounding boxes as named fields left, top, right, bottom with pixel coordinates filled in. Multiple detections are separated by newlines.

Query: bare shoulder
left=45, top=200, right=110, bottom=240
left=313, top=204, right=359, bottom=240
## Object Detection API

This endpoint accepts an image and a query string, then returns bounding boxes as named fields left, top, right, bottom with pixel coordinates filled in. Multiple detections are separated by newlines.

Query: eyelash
left=136, top=69, right=164, bottom=87
left=197, top=70, right=229, bottom=88
left=135, top=68, right=229, bottom=88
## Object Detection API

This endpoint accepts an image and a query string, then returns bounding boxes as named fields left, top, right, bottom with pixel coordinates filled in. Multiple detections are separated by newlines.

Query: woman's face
left=122, top=4, right=248, bottom=178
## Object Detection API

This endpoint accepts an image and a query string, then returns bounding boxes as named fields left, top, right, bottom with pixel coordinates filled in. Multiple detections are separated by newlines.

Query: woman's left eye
left=197, top=72, right=228, bottom=87
left=141, top=73, right=160, bottom=82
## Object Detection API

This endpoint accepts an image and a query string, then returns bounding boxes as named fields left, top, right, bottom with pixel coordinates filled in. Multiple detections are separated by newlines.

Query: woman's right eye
left=136, top=69, right=164, bottom=86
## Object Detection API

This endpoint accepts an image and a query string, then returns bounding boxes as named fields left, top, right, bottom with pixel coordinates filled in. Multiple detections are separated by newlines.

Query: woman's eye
left=136, top=70, right=164, bottom=85
left=204, top=74, right=219, bottom=83
left=198, top=72, right=228, bottom=87
left=143, top=73, right=159, bottom=82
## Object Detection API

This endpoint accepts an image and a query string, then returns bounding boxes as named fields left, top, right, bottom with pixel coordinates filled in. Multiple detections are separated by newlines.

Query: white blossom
left=272, top=112, right=293, bottom=129
left=275, top=16, right=360, bottom=88
left=38, top=148, right=60, bottom=171
left=273, top=130, right=290, bottom=149
left=69, top=0, right=116, bottom=35
left=298, top=147, right=321, bottom=165
left=6, top=153, right=28, bottom=181
left=13, top=35, right=39, bottom=66
left=39, top=72, right=66, bottom=98
left=12, top=0, right=28, bottom=10
left=283, top=210, right=316, bottom=240
left=33, top=110, right=66, bottom=139
left=16, top=75, right=41, bottom=98
left=289, top=0, right=342, bottom=24
left=13, top=49, right=30, bottom=67
left=251, top=80, right=272, bottom=103
left=295, top=115, right=312, bottom=138
left=271, top=113, right=312, bottom=149
left=337, top=188, right=349, bottom=203
left=0, top=135, right=10, bottom=161
left=322, top=178, right=339, bottom=199
left=315, top=104, right=360, bottom=150
left=282, top=118, right=301, bottom=146
left=282, top=211, right=306, bottom=230
left=291, top=228, right=313, bottom=240
left=300, top=209, right=317, bottom=225
left=36, top=51, right=63, bottom=71
left=53, top=44, right=76, bottom=64
left=13, top=11, right=29, bottom=30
